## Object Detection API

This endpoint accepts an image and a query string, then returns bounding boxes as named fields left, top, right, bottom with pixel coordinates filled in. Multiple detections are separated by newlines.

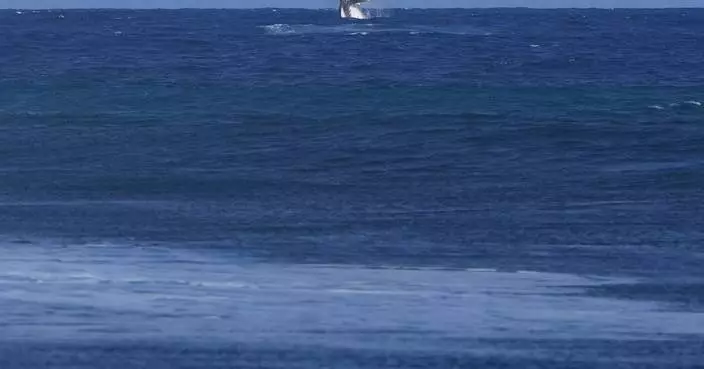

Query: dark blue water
left=1, top=8, right=703, bottom=369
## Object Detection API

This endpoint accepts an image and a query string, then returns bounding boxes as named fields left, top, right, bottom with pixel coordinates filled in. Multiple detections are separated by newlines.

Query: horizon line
left=4, top=6, right=703, bottom=9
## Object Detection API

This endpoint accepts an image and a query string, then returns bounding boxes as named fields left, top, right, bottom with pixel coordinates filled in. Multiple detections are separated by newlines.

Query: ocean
left=1, top=7, right=703, bottom=368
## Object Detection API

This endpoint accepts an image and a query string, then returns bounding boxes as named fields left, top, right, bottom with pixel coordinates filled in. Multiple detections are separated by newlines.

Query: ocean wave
left=649, top=100, right=702, bottom=110
left=260, top=23, right=488, bottom=36
left=4, top=238, right=704, bottom=347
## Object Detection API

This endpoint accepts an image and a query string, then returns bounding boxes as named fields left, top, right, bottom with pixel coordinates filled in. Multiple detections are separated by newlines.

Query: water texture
left=1, top=8, right=703, bottom=368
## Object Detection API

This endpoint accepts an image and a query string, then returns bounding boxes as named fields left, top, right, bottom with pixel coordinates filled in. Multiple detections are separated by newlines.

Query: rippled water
left=1, top=8, right=703, bottom=368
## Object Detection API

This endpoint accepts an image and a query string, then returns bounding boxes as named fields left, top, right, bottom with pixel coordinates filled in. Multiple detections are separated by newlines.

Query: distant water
left=1, top=8, right=703, bottom=369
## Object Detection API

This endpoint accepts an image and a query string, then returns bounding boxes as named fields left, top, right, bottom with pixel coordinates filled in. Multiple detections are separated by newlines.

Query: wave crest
left=261, top=23, right=487, bottom=36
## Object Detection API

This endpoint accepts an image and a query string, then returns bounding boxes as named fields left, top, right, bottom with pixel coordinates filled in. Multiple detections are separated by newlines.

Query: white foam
left=1, top=240, right=702, bottom=347
left=261, top=24, right=296, bottom=35
left=466, top=268, right=498, bottom=273
left=667, top=100, right=703, bottom=109
left=261, top=24, right=487, bottom=36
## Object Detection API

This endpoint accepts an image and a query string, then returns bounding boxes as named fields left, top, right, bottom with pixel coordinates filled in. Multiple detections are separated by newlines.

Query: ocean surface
left=1, top=7, right=704, bottom=368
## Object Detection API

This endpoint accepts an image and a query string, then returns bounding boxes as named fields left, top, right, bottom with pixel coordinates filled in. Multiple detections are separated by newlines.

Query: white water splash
left=367, top=8, right=393, bottom=18
left=261, top=23, right=297, bottom=35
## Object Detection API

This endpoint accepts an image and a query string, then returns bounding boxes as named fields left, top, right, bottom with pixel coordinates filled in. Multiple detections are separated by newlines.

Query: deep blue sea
left=1, top=7, right=704, bottom=369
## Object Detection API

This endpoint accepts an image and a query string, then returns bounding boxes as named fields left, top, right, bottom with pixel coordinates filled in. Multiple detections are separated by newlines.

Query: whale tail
left=339, top=0, right=370, bottom=20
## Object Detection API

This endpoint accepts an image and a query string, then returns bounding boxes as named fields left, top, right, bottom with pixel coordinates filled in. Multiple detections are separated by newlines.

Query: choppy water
left=1, top=8, right=703, bottom=368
